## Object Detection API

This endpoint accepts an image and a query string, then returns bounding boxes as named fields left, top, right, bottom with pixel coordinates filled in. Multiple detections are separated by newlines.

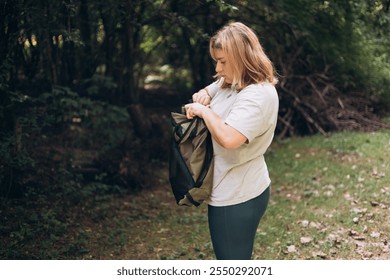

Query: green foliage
left=0, top=86, right=39, bottom=196
left=251, top=0, right=390, bottom=93
left=0, top=133, right=35, bottom=197
left=79, top=74, right=118, bottom=101
left=37, top=85, right=130, bottom=151
left=0, top=178, right=125, bottom=259
left=0, top=79, right=133, bottom=198
left=3, top=0, right=389, bottom=136
left=1, top=0, right=390, bottom=259
left=143, top=64, right=192, bottom=91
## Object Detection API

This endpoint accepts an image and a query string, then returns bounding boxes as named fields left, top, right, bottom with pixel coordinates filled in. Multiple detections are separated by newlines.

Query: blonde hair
left=210, top=22, right=278, bottom=89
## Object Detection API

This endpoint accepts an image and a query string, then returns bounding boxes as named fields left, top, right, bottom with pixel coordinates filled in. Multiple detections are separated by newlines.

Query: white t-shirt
left=205, top=80, right=279, bottom=206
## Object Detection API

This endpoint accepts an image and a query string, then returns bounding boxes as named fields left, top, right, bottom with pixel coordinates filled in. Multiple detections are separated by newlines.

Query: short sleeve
left=206, top=81, right=220, bottom=98
left=225, top=97, right=266, bottom=143
left=225, top=84, right=279, bottom=143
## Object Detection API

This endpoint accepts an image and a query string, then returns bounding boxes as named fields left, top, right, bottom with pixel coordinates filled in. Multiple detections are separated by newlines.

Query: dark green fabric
left=208, top=187, right=270, bottom=260
left=169, top=112, right=214, bottom=206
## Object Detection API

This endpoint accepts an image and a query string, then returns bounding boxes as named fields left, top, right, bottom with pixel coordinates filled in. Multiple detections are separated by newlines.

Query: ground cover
left=1, top=130, right=389, bottom=260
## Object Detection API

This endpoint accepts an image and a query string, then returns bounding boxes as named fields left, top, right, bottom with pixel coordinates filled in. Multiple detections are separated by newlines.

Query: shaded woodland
left=1, top=0, right=390, bottom=196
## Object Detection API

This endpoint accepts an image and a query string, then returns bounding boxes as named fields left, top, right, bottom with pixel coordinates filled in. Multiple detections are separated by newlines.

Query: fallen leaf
left=352, top=235, right=366, bottom=241
left=326, top=233, right=339, bottom=241
left=324, top=184, right=335, bottom=191
left=300, top=237, right=313, bottom=244
left=366, top=212, right=375, bottom=219
left=299, top=220, right=310, bottom=227
left=381, top=187, right=390, bottom=195
left=361, top=251, right=374, bottom=259
left=330, top=249, right=338, bottom=255
left=370, top=232, right=381, bottom=238
left=352, top=207, right=367, bottom=214
left=313, top=251, right=327, bottom=259
left=348, top=229, right=359, bottom=236
left=324, top=190, right=334, bottom=197
left=287, top=245, right=296, bottom=253
left=370, top=201, right=379, bottom=207
left=348, top=229, right=366, bottom=240
left=309, top=222, right=322, bottom=229
left=344, top=192, right=353, bottom=200
left=371, top=169, right=385, bottom=179
left=157, top=228, right=169, bottom=234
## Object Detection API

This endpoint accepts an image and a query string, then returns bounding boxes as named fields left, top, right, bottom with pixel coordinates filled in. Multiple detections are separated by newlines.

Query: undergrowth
left=0, top=130, right=389, bottom=260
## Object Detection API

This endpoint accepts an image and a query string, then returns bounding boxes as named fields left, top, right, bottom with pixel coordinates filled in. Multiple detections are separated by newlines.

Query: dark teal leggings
left=208, top=187, right=270, bottom=260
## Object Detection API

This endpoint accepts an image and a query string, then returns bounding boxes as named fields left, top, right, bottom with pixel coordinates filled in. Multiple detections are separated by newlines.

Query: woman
left=184, top=22, right=279, bottom=260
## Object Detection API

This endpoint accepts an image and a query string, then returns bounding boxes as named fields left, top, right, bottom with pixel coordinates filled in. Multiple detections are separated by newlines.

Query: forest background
left=0, top=0, right=389, bottom=259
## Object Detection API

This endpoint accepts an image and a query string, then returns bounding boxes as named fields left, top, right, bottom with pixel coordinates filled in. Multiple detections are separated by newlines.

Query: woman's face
left=214, top=49, right=233, bottom=84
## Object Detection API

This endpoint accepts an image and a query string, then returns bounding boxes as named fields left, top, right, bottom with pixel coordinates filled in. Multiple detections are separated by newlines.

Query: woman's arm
left=184, top=103, right=247, bottom=149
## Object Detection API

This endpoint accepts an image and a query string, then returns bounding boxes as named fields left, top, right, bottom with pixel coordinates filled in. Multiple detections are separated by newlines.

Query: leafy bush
left=37, top=85, right=130, bottom=151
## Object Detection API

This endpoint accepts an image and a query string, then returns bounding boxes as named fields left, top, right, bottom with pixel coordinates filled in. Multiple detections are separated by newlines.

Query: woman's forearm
left=198, top=106, right=247, bottom=149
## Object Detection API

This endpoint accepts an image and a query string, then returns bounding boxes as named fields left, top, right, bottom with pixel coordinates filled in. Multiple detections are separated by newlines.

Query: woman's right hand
left=192, top=88, right=211, bottom=105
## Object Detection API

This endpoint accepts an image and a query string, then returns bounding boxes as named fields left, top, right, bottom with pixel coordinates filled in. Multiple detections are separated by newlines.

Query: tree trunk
left=123, top=0, right=138, bottom=103
left=99, top=3, right=115, bottom=78
left=79, top=0, right=95, bottom=79
left=128, top=104, right=151, bottom=139
left=0, top=0, right=18, bottom=86
left=121, top=0, right=152, bottom=138
left=14, top=119, right=22, bottom=153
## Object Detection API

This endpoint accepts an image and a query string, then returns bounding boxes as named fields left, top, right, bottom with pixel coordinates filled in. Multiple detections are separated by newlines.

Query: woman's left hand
left=184, top=103, right=209, bottom=119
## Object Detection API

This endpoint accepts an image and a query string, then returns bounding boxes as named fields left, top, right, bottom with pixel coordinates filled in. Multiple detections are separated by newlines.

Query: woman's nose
left=215, top=61, right=222, bottom=73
